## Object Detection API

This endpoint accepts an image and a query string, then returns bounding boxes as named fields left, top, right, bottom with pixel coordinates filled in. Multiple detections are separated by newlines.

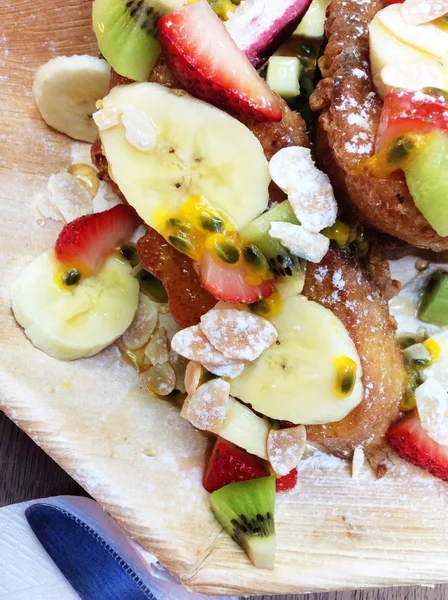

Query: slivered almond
left=202, top=361, right=245, bottom=379
left=267, top=425, right=307, bottom=476
left=171, top=325, right=241, bottom=367
left=184, top=361, right=204, bottom=396
left=200, top=309, right=277, bottom=362
left=269, top=222, right=329, bottom=263
left=142, top=362, right=176, bottom=396
left=185, top=378, right=230, bottom=431
left=144, top=327, right=169, bottom=365
left=352, top=446, right=365, bottom=479
left=122, top=294, right=158, bottom=351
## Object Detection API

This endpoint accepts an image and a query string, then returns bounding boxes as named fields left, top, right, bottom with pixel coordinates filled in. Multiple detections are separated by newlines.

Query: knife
left=25, top=503, right=158, bottom=600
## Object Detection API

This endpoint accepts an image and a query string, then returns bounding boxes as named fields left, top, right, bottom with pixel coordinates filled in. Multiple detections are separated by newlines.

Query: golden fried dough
left=310, top=0, right=448, bottom=251
left=304, top=248, right=405, bottom=456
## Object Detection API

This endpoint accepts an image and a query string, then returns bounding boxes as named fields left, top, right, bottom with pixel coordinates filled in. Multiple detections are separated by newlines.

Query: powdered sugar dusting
left=200, top=309, right=277, bottom=362
left=268, top=425, right=306, bottom=476
left=185, top=378, right=230, bottom=431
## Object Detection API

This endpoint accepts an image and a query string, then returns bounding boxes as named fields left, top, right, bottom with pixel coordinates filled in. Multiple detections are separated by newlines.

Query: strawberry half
left=198, top=251, right=274, bottom=304
left=386, top=412, right=448, bottom=483
left=276, top=468, right=298, bottom=492
left=55, top=204, right=141, bottom=273
left=203, top=438, right=269, bottom=493
left=158, top=0, right=283, bottom=123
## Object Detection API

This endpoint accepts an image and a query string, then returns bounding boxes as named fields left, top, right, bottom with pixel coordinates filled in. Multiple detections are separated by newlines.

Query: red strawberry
left=386, top=412, right=448, bottom=482
left=203, top=438, right=269, bottom=493
left=198, top=251, right=274, bottom=304
left=158, top=0, right=283, bottom=123
left=276, top=468, right=298, bottom=492
left=55, top=204, right=141, bottom=273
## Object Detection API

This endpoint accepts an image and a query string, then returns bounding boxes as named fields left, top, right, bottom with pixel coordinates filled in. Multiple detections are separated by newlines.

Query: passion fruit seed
left=242, top=245, right=269, bottom=273
left=166, top=218, right=194, bottom=234
left=63, top=268, right=81, bottom=286
left=199, top=213, right=224, bottom=233
left=387, top=136, right=415, bottom=165
left=168, top=233, right=196, bottom=255
left=214, top=240, right=240, bottom=264
left=334, top=356, right=357, bottom=399
left=248, top=299, right=270, bottom=316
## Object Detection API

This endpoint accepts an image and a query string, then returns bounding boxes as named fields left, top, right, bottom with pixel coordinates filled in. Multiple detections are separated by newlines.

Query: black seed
left=231, top=519, right=239, bottom=527
left=285, top=266, right=293, bottom=276
left=126, top=0, right=134, bottom=7
left=169, top=148, right=175, bottom=154
left=168, top=235, right=191, bottom=253
left=278, top=268, right=286, bottom=277
left=387, top=136, right=414, bottom=164
left=146, top=5, right=154, bottom=15
left=199, top=214, right=224, bottom=233
left=240, top=514, right=248, bottom=523
left=277, top=254, right=284, bottom=264
left=269, top=258, right=277, bottom=267
left=253, top=527, right=261, bottom=534
left=240, top=526, right=248, bottom=533
left=243, top=245, right=266, bottom=271
left=63, top=269, right=81, bottom=286
left=130, top=7, right=138, bottom=17
left=272, top=268, right=280, bottom=277
left=267, top=512, right=272, bottom=520
left=215, top=241, right=240, bottom=264
left=166, top=217, right=184, bottom=229
left=275, top=340, right=281, bottom=345
left=341, top=372, right=355, bottom=394
left=175, top=182, right=181, bottom=189
left=257, top=514, right=264, bottom=522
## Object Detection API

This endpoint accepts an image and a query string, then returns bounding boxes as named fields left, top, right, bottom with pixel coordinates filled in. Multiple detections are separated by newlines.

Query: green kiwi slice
left=92, top=0, right=183, bottom=82
left=210, top=476, right=276, bottom=569
left=404, top=130, right=448, bottom=237
left=240, top=201, right=306, bottom=297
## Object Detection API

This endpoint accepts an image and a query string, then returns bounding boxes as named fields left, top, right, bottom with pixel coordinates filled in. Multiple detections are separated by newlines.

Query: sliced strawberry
left=227, top=0, right=312, bottom=69
left=158, top=0, right=283, bottom=123
left=55, top=204, right=141, bottom=273
left=203, top=437, right=269, bottom=493
left=276, top=468, right=298, bottom=492
left=386, top=412, right=448, bottom=483
left=198, top=251, right=274, bottom=304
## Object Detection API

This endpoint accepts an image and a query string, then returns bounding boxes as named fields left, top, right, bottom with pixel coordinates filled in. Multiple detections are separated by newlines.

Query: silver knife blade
left=25, top=503, right=159, bottom=600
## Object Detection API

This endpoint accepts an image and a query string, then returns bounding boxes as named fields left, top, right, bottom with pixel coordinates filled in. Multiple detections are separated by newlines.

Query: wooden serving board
left=2, top=0, right=448, bottom=595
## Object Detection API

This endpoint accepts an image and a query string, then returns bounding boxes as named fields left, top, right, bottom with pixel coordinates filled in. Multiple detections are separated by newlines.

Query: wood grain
left=2, top=0, right=448, bottom=597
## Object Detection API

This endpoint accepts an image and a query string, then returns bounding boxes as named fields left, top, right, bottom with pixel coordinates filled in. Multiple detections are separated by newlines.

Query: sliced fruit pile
left=12, top=205, right=142, bottom=361
left=158, top=0, right=283, bottom=122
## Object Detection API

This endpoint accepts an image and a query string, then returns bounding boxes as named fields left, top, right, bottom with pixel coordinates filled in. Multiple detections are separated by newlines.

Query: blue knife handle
left=25, top=503, right=159, bottom=600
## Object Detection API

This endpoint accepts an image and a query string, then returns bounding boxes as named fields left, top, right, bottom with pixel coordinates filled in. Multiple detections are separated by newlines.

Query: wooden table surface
left=1, top=411, right=447, bottom=600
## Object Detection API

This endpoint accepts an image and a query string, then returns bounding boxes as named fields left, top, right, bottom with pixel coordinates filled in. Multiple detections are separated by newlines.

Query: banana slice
left=11, top=252, right=139, bottom=361
left=369, top=16, right=447, bottom=98
left=230, top=295, right=363, bottom=425
left=33, top=55, right=110, bottom=143
left=96, top=82, right=270, bottom=231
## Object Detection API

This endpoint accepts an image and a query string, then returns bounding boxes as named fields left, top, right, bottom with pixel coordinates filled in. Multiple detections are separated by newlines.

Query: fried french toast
left=310, top=0, right=448, bottom=252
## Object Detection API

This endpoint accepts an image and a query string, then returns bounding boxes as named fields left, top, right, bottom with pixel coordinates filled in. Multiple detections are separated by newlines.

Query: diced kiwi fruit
left=404, top=131, right=448, bottom=236
left=266, top=56, right=302, bottom=101
left=240, top=201, right=306, bottom=297
left=210, top=476, right=276, bottom=569
left=92, top=0, right=184, bottom=82
left=418, top=271, right=448, bottom=326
